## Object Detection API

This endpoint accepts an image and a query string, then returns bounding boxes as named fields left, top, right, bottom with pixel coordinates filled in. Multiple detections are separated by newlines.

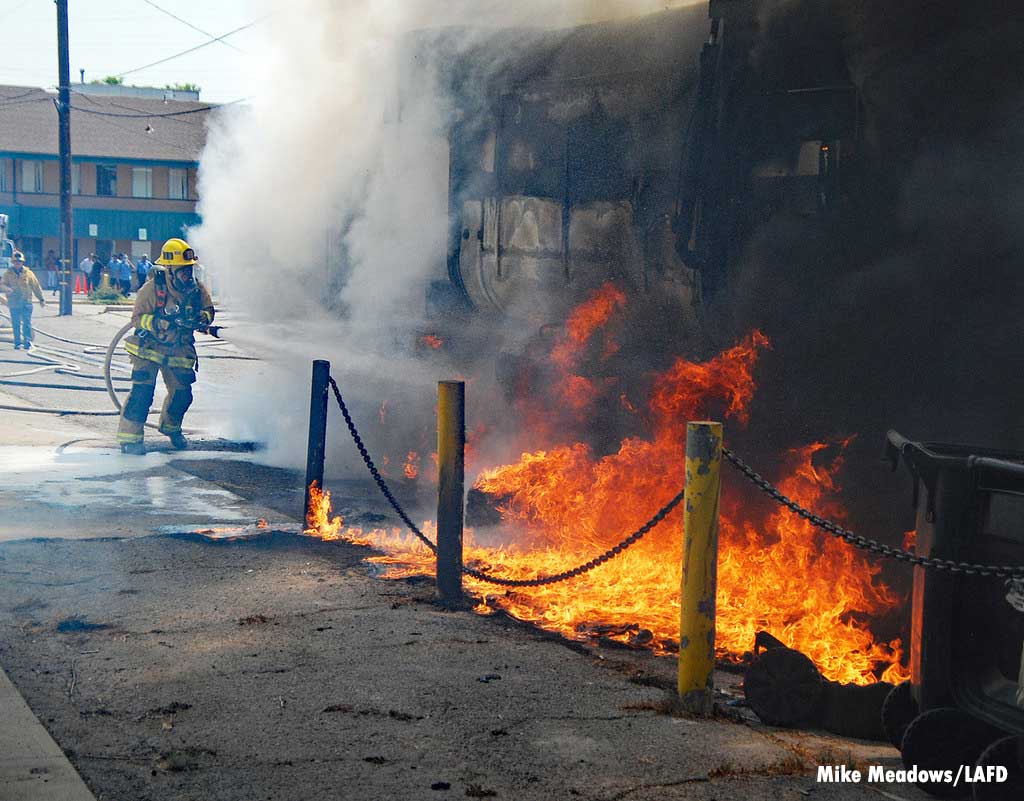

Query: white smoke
left=192, top=0, right=703, bottom=472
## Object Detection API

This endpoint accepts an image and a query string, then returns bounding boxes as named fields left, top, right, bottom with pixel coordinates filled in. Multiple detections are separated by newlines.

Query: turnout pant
left=8, top=302, right=33, bottom=347
left=116, top=356, right=196, bottom=444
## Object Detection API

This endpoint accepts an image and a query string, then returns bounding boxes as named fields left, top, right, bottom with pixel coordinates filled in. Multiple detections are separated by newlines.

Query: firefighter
left=116, top=238, right=214, bottom=455
left=1, top=251, right=46, bottom=349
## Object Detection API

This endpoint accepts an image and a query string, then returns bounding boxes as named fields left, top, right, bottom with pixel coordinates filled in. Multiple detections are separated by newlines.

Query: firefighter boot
left=167, top=431, right=188, bottom=450
left=121, top=441, right=146, bottom=456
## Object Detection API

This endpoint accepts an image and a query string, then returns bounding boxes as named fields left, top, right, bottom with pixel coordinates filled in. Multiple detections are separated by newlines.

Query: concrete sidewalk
left=0, top=666, right=96, bottom=801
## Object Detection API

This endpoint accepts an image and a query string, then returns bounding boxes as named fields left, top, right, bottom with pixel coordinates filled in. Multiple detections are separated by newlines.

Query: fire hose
left=103, top=320, right=138, bottom=413
left=102, top=319, right=225, bottom=415
left=0, top=306, right=224, bottom=420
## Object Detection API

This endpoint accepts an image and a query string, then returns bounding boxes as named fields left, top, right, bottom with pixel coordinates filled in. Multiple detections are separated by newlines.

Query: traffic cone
left=74, top=273, right=86, bottom=294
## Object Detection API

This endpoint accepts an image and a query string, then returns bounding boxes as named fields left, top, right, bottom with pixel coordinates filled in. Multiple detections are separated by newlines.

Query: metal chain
left=461, top=487, right=685, bottom=587
left=327, top=377, right=684, bottom=586
left=722, top=447, right=1024, bottom=578
left=328, top=378, right=437, bottom=554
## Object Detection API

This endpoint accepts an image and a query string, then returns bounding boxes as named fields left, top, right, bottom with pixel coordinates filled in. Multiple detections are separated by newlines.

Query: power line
left=141, top=0, right=244, bottom=54
left=115, top=15, right=269, bottom=79
left=0, top=87, right=47, bottom=103
left=70, top=103, right=216, bottom=118
left=0, top=96, right=53, bottom=109
left=83, top=111, right=197, bottom=157
left=68, top=98, right=246, bottom=119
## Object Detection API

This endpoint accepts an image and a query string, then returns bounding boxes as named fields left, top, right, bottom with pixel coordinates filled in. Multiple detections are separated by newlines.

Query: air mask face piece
left=171, top=264, right=195, bottom=291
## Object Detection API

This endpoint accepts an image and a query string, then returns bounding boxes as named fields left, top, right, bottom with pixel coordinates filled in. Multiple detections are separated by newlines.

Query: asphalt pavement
left=0, top=305, right=932, bottom=801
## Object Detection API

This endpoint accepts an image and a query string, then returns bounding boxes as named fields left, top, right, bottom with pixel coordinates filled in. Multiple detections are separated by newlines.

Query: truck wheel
left=881, top=680, right=919, bottom=747
left=972, top=735, right=1024, bottom=801
left=744, top=646, right=823, bottom=727
left=900, top=707, right=1000, bottom=798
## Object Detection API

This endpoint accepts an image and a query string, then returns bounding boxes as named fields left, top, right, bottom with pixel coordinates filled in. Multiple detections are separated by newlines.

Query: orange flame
left=550, top=282, right=627, bottom=370
left=303, top=284, right=908, bottom=685
left=404, top=451, right=421, bottom=480
left=304, top=481, right=343, bottom=540
left=421, top=334, right=444, bottom=350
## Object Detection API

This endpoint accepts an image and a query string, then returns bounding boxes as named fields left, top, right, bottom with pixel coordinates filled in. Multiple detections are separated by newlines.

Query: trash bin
left=885, top=431, right=1024, bottom=799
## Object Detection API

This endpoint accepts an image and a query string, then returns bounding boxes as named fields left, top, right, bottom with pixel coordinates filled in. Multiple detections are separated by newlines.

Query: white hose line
left=104, top=321, right=136, bottom=413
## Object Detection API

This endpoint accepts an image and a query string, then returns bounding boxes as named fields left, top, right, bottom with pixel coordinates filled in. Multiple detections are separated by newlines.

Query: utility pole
left=56, top=0, right=73, bottom=316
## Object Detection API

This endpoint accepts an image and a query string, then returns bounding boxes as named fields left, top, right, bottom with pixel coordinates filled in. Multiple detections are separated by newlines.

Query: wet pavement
left=1, top=304, right=290, bottom=542
left=0, top=436, right=292, bottom=542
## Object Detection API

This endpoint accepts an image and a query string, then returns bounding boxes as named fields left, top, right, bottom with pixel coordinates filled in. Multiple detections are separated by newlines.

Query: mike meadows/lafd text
left=817, top=765, right=1008, bottom=786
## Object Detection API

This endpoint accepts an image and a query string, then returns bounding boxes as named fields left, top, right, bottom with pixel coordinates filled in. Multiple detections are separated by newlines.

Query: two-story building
left=0, top=83, right=212, bottom=271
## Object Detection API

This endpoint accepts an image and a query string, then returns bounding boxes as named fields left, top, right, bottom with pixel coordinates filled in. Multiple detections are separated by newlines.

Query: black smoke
left=723, top=1, right=1024, bottom=544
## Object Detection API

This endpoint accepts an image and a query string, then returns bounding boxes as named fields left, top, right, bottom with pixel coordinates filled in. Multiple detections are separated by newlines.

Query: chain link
left=462, top=487, right=684, bottom=587
left=722, top=447, right=1024, bottom=579
left=327, top=377, right=683, bottom=586
left=327, top=377, right=1023, bottom=581
left=328, top=378, right=438, bottom=554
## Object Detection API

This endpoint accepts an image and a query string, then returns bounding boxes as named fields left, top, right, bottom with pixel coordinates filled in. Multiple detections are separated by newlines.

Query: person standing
left=117, top=238, right=215, bottom=455
left=44, top=249, right=59, bottom=296
left=1, top=251, right=46, bottom=349
left=78, top=252, right=93, bottom=291
left=136, top=254, right=151, bottom=286
left=90, top=253, right=104, bottom=292
left=119, top=253, right=134, bottom=295
left=107, top=252, right=121, bottom=287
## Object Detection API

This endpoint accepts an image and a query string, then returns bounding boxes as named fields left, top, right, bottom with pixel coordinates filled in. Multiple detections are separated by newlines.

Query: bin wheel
left=744, top=646, right=823, bottom=727
left=900, top=707, right=1000, bottom=798
left=972, top=735, right=1024, bottom=801
left=881, top=680, right=919, bottom=747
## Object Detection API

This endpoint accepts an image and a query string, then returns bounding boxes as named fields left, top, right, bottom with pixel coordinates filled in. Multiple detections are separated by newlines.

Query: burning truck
left=428, top=0, right=858, bottom=336
left=302, top=0, right=1022, bottom=789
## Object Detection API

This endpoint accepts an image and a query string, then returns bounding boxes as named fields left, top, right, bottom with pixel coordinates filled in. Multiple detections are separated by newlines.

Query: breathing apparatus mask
left=169, top=264, right=196, bottom=292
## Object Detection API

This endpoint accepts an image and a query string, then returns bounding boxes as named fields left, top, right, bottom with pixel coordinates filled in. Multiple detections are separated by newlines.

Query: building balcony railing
left=1, top=189, right=196, bottom=203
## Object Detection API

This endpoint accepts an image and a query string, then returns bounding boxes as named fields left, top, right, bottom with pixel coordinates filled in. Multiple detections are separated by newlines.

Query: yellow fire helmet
left=11, top=250, right=25, bottom=262
left=155, top=237, right=198, bottom=267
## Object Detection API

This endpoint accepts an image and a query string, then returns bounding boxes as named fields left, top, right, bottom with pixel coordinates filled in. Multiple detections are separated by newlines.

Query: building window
left=21, top=160, right=44, bottom=193
left=131, top=167, right=153, bottom=198
left=168, top=168, right=187, bottom=199
left=96, top=164, right=117, bottom=196
left=0, top=160, right=7, bottom=192
left=71, top=163, right=81, bottom=195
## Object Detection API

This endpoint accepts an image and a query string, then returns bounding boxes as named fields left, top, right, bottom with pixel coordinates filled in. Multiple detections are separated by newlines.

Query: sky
left=0, top=1, right=701, bottom=104
left=0, top=0, right=265, bottom=103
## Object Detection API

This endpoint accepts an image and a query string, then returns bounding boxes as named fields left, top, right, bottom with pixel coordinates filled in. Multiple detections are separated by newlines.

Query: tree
left=164, top=82, right=201, bottom=93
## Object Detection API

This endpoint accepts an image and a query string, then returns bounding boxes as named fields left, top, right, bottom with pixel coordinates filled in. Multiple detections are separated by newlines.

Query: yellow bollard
left=678, top=421, right=723, bottom=715
left=436, top=381, right=465, bottom=604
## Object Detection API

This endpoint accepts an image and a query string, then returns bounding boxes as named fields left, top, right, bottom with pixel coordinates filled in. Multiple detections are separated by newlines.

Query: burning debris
left=744, top=631, right=893, bottom=741
left=403, top=451, right=421, bottom=480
